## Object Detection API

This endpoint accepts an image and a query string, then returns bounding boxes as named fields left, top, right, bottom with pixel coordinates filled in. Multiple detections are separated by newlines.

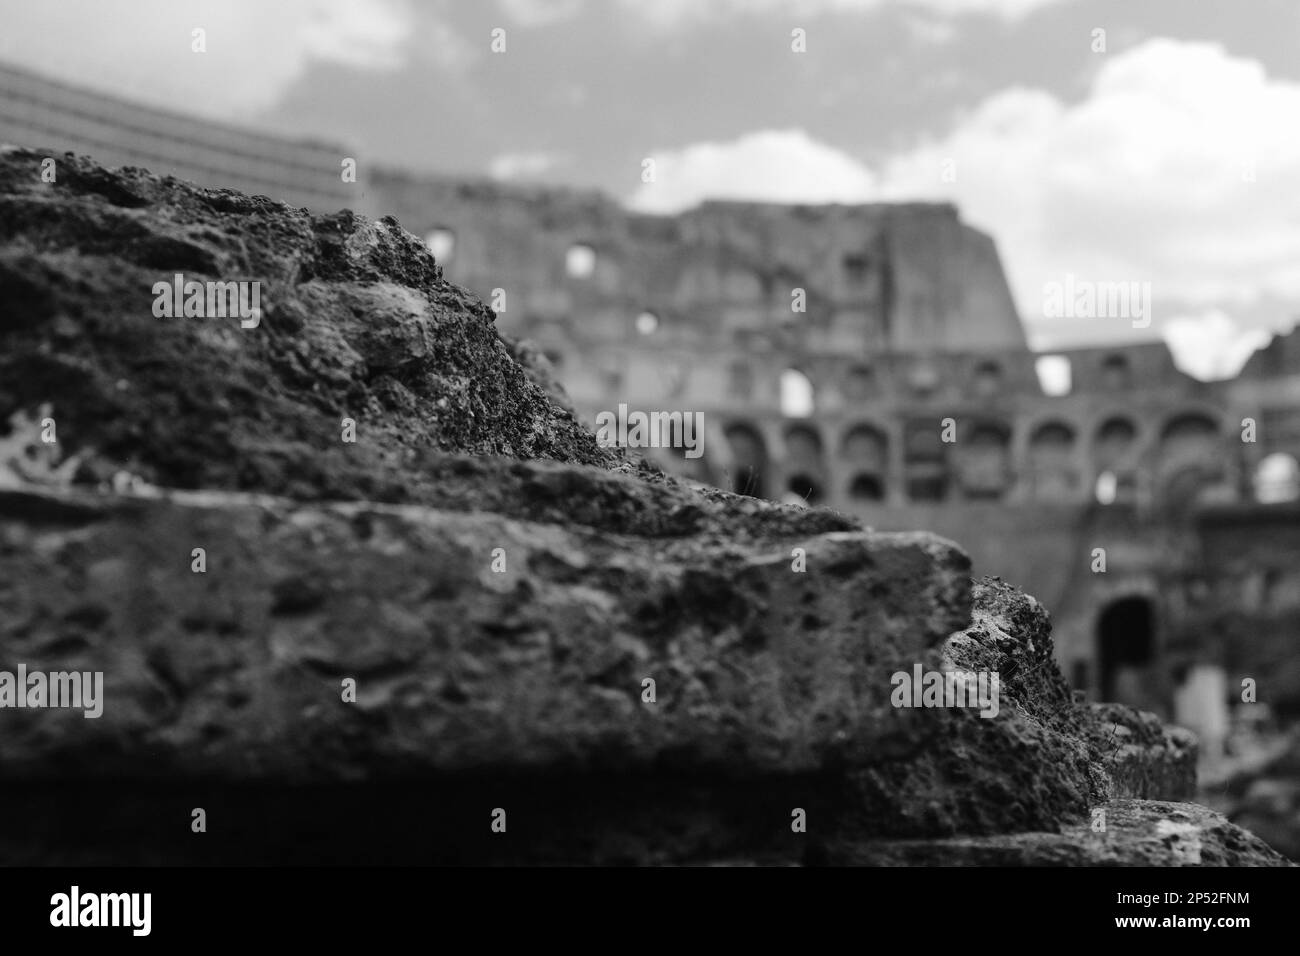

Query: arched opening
left=842, top=424, right=887, bottom=468
left=425, top=227, right=455, bottom=262
left=1095, top=417, right=1138, bottom=504
left=1035, top=355, right=1072, bottom=396
left=972, top=360, right=1002, bottom=398
left=842, top=253, right=872, bottom=290
left=723, top=423, right=768, bottom=499
left=1095, top=470, right=1118, bottom=504
left=843, top=365, right=875, bottom=402
left=784, top=424, right=826, bottom=504
left=1101, top=353, right=1131, bottom=391
left=1254, top=452, right=1300, bottom=503
left=565, top=243, right=596, bottom=278
left=842, top=424, right=887, bottom=501
left=1095, top=416, right=1137, bottom=465
left=904, top=420, right=948, bottom=502
left=779, top=369, right=815, bottom=418
left=848, top=473, right=884, bottom=502
left=1097, top=596, right=1156, bottom=705
left=907, top=360, right=940, bottom=395
left=784, top=423, right=823, bottom=460
left=1028, top=421, right=1078, bottom=500
left=1158, top=412, right=1222, bottom=512
left=955, top=422, right=1011, bottom=500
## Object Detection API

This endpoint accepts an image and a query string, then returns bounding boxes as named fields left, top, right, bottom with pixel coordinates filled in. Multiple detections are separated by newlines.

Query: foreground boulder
left=0, top=147, right=1289, bottom=865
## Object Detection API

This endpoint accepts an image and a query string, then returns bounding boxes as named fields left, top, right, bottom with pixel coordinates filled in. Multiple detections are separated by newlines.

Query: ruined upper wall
left=0, top=63, right=357, bottom=213
left=369, top=171, right=1029, bottom=356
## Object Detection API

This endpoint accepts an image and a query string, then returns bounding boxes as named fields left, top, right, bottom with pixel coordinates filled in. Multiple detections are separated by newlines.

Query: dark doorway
left=1097, top=596, right=1155, bottom=703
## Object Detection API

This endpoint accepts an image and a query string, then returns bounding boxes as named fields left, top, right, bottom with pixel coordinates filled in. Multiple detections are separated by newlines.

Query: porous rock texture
left=0, top=148, right=1290, bottom=865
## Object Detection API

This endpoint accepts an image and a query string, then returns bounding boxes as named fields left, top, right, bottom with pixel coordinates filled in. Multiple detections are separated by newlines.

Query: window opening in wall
left=1096, top=470, right=1118, bottom=504
left=565, top=243, right=596, bottom=278
left=1254, top=452, right=1300, bottom=503
left=1035, top=354, right=1072, bottom=396
left=780, top=368, right=814, bottom=418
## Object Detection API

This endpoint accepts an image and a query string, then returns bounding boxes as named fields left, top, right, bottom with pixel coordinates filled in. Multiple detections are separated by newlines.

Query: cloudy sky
left=2, top=0, right=1298, bottom=376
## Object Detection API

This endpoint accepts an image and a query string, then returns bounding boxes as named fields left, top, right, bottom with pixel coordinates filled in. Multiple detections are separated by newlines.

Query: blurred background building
left=388, top=172, right=1300, bottom=737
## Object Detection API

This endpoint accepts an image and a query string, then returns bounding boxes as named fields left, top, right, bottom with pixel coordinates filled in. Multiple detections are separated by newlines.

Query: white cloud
left=497, top=0, right=585, bottom=27
left=623, top=40, right=1300, bottom=378
left=0, top=0, right=415, bottom=118
left=618, top=0, right=1068, bottom=29
left=489, top=151, right=567, bottom=180
left=628, top=129, right=877, bottom=213
left=1162, top=310, right=1279, bottom=381
left=873, top=39, right=1300, bottom=349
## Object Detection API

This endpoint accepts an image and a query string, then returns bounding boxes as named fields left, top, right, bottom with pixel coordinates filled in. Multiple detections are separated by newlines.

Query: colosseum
left=5, top=61, right=1298, bottom=761
left=377, top=172, right=1300, bottom=748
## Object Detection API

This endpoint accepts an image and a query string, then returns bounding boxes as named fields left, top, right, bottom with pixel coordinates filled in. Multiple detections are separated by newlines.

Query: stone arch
left=972, top=360, right=1003, bottom=398
left=1094, top=415, right=1140, bottom=503
left=1028, top=420, right=1078, bottom=500
left=784, top=423, right=826, bottom=505
left=841, top=422, right=888, bottom=467
left=1101, top=353, right=1131, bottom=390
left=1095, top=416, right=1138, bottom=463
left=784, top=423, right=823, bottom=460
left=1159, top=409, right=1221, bottom=446
left=843, top=364, right=876, bottom=402
left=1157, top=411, right=1223, bottom=511
left=904, top=419, right=948, bottom=502
left=955, top=421, right=1012, bottom=500
left=842, top=423, right=889, bottom=503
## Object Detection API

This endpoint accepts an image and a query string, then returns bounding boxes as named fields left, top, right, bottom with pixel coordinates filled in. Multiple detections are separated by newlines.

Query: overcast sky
left=2, top=0, right=1298, bottom=375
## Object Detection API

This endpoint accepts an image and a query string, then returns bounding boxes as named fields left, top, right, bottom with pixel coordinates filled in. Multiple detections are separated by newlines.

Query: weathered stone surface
left=818, top=800, right=1292, bottom=866
left=0, top=146, right=615, bottom=502
left=0, top=149, right=1287, bottom=865
left=1089, top=702, right=1198, bottom=802
left=0, top=484, right=971, bottom=780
